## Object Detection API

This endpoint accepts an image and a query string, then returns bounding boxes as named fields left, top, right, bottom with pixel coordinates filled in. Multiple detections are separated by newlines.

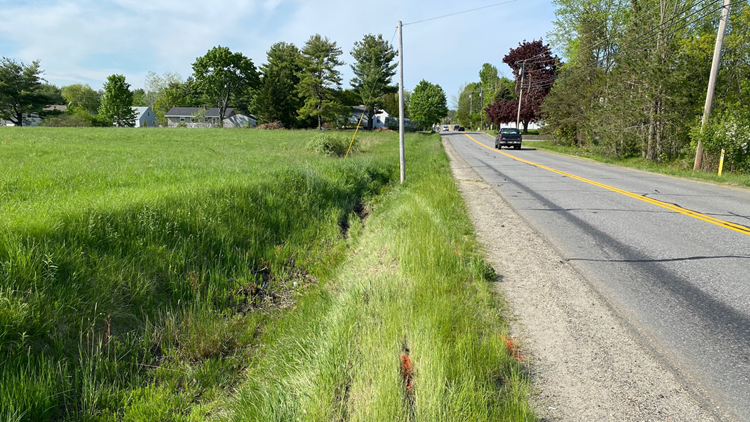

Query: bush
left=258, top=122, right=284, bottom=130
left=307, top=132, right=358, bottom=157
left=690, top=108, right=750, bottom=173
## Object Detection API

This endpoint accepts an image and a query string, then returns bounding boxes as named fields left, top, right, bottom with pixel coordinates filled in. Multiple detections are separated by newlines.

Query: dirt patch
left=442, top=138, right=720, bottom=421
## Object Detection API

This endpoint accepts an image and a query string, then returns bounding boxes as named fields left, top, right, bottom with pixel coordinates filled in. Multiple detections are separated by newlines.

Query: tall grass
left=227, top=134, right=534, bottom=421
left=0, top=128, right=397, bottom=420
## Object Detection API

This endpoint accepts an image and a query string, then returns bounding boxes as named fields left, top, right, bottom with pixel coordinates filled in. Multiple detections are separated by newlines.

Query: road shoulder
left=443, top=137, right=717, bottom=421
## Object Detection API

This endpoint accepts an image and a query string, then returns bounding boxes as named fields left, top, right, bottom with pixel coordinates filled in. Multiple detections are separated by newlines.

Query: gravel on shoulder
left=443, top=138, right=720, bottom=422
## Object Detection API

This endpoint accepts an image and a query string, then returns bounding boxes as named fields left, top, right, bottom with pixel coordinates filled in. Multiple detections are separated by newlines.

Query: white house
left=133, top=107, right=157, bottom=127
left=349, top=106, right=389, bottom=129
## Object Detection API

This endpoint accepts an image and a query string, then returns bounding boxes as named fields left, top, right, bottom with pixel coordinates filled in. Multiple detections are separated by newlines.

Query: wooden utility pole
left=516, top=61, right=525, bottom=130
left=398, top=20, right=405, bottom=183
left=694, top=0, right=731, bottom=171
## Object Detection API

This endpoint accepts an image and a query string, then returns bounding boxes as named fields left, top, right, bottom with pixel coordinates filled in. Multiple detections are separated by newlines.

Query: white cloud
left=0, top=0, right=556, bottom=102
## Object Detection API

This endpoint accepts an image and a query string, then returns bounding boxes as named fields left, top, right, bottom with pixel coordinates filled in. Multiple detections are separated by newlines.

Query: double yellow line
left=463, top=133, right=750, bottom=237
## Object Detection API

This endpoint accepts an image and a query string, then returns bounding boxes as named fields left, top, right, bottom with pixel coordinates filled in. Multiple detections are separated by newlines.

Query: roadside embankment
left=225, top=134, right=534, bottom=421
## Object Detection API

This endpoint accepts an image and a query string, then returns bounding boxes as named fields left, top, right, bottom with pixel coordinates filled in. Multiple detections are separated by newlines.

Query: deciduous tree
left=99, top=74, right=136, bottom=127
left=409, top=79, right=448, bottom=130
left=192, top=46, right=259, bottom=124
left=61, top=84, right=101, bottom=113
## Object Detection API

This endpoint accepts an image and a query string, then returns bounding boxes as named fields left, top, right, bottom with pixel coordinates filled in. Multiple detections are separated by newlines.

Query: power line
left=403, top=0, right=521, bottom=26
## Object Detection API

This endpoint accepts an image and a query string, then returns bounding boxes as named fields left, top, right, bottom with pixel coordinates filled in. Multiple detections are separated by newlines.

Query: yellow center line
left=463, top=133, right=750, bottom=237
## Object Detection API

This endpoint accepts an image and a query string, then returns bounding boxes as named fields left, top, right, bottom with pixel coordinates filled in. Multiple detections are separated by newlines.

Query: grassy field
left=533, top=141, right=750, bottom=188
left=0, top=128, right=532, bottom=421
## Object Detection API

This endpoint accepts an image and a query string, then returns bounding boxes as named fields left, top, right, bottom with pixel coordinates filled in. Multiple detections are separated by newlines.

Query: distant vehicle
left=495, top=128, right=522, bottom=149
left=453, top=125, right=459, bottom=131
left=458, top=127, right=465, bottom=131
left=443, top=125, right=448, bottom=131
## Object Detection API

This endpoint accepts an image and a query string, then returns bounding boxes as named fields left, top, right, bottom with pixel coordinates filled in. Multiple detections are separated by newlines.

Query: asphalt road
left=445, top=131, right=750, bottom=421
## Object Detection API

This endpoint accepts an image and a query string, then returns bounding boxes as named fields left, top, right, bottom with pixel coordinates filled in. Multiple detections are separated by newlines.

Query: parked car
left=458, top=127, right=465, bottom=131
left=453, top=125, right=459, bottom=131
left=495, top=128, right=522, bottom=149
left=442, top=125, right=448, bottom=131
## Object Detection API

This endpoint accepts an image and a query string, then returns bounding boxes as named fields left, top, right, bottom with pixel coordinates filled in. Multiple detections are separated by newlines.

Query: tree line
left=0, top=34, right=449, bottom=130
left=541, top=0, right=750, bottom=173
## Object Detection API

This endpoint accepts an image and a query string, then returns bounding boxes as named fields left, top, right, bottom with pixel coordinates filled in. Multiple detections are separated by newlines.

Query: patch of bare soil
left=443, top=138, right=719, bottom=421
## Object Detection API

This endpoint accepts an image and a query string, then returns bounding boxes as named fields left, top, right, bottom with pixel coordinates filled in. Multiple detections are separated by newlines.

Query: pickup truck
left=495, top=128, right=522, bottom=149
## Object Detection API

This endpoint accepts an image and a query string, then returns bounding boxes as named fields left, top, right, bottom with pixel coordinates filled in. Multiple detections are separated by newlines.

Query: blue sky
left=0, top=0, right=556, bottom=109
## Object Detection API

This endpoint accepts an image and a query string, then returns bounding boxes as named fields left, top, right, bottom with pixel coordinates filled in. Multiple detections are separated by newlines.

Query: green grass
left=0, top=128, right=533, bottom=421
left=533, top=141, right=750, bottom=188
left=0, top=128, right=397, bottom=421
left=225, top=134, right=533, bottom=421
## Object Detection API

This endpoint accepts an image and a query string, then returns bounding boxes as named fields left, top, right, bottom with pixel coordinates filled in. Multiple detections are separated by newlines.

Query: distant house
left=2, top=105, right=68, bottom=126
left=133, top=107, right=157, bottom=127
left=165, top=107, right=243, bottom=128
left=224, top=113, right=256, bottom=128
left=348, top=105, right=389, bottom=129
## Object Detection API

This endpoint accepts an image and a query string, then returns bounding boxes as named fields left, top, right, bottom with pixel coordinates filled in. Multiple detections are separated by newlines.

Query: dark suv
left=495, top=128, right=522, bottom=149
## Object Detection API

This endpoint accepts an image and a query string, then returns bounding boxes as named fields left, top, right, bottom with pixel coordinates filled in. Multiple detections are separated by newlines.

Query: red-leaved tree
left=486, top=39, right=561, bottom=133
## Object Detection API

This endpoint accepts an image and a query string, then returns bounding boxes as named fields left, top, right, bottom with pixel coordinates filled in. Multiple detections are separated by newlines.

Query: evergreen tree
left=0, top=58, right=53, bottom=126
left=297, top=34, right=345, bottom=129
left=350, top=34, right=397, bottom=129
left=255, top=42, right=303, bottom=128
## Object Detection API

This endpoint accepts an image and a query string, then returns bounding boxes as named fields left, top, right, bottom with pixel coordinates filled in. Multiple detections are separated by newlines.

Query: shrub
left=258, top=122, right=284, bottom=130
left=307, top=132, right=358, bottom=157
left=690, top=108, right=750, bottom=173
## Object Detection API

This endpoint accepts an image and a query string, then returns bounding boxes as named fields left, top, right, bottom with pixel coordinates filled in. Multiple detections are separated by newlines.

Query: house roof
left=44, top=105, right=67, bottom=112
left=132, top=107, right=152, bottom=120
left=165, top=107, right=235, bottom=118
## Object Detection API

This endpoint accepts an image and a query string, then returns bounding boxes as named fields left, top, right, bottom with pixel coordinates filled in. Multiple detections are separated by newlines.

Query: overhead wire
left=403, top=0, right=521, bottom=26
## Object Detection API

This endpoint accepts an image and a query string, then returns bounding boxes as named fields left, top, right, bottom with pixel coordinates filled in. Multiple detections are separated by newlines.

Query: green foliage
left=0, top=128, right=397, bottom=420
left=61, top=83, right=101, bottom=113
left=307, top=132, right=358, bottom=157
left=690, top=108, right=750, bottom=172
left=255, top=42, right=304, bottom=128
left=131, top=88, right=147, bottom=106
left=143, top=71, right=183, bottom=108
left=99, top=74, right=137, bottom=127
left=409, top=79, right=448, bottom=130
left=542, top=0, right=750, bottom=169
left=0, top=58, right=53, bottom=126
left=350, top=34, right=398, bottom=129
left=297, top=34, right=345, bottom=129
left=192, top=46, right=260, bottom=122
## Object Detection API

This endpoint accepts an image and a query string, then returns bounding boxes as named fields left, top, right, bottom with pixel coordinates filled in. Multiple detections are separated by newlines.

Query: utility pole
left=469, top=93, right=473, bottom=130
left=516, top=61, right=525, bottom=130
left=694, top=0, right=731, bottom=171
left=398, top=20, right=405, bottom=183
left=480, top=89, right=484, bottom=131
